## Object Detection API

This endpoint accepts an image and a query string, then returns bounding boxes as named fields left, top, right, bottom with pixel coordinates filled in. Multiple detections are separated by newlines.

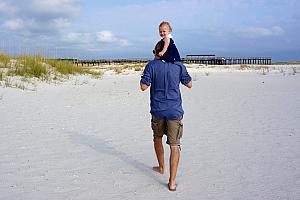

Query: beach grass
left=0, top=53, right=11, bottom=68
left=0, top=55, right=106, bottom=90
left=114, top=63, right=144, bottom=73
left=240, top=64, right=250, bottom=70
left=134, top=67, right=142, bottom=71
left=46, top=59, right=105, bottom=78
left=86, top=70, right=104, bottom=78
left=114, top=67, right=123, bottom=74
left=46, top=59, right=84, bottom=75
left=14, top=56, right=47, bottom=78
left=133, top=63, right=144, bottom=71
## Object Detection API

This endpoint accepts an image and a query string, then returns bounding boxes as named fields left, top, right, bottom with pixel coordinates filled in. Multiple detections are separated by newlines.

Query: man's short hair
left=154, top=41, right=164, bottom=57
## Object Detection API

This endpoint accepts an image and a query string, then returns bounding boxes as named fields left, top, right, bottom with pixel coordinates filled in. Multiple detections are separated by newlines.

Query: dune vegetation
left=0, top=53, right=104, bottom=89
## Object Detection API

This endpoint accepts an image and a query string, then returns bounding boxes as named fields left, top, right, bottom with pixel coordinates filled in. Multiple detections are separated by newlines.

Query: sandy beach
left=0, top=65, right=300, bottom=200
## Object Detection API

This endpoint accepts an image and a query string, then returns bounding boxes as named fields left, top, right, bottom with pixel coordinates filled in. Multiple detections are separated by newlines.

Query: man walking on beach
left=140, top=41, right=192, bottom=191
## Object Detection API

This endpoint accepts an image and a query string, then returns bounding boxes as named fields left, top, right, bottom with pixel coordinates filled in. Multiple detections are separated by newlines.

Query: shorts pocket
left=151, top=120, right=158, bottom=131
left=176, top=121, right=183, bottom=140
left=151, top=118, right=160, bottom=136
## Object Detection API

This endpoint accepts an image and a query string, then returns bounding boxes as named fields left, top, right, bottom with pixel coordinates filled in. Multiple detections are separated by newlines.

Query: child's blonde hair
left=159, top=21, right=172, bottom=32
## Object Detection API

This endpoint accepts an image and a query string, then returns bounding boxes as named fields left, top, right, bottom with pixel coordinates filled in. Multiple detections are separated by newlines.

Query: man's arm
left=140, top=62, right=152, bottom=91
left=178, top=63, right=192, bottom=88
left=140, top=83, right=149, bottom=91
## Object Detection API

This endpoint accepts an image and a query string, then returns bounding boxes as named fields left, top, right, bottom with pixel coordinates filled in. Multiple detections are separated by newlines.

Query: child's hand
left=158, top=51, right=164, bottom=57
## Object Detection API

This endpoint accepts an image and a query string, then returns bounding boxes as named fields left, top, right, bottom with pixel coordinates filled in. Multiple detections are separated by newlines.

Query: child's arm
left=158, top=37, right=170, bottom=57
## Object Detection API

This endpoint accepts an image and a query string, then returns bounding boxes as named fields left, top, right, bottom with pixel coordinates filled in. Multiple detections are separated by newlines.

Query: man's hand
left=185, top=81, right=192, bottom=88
left=140, top=83, right=149, bottom=91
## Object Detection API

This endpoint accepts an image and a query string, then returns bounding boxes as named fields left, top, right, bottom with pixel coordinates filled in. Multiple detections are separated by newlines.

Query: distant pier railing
left=63, top=55, right=272, bottom=66
left=182, top=55, right=272, bottom=65
left=69, top=58, right=149, bottom=66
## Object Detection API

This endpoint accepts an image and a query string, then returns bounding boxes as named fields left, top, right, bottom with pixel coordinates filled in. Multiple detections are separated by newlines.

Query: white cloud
left=272, top=26, right=285, bottom=35
left=235, top=26, right=285, bottom=38
left=119, top=39, right=129, bottom=47
left=96, top=31, right=115, bottom=43
left=51, top=18, right=72, bottom=29
left=96, top=31, right=129, bottom=46
left=0, top=0, right=80, bottom=35
left=31, top=0, right=80, bottom=17
left=3, top=19, right=24, bottom=30
left=62, top=32, right=92, bottom=44
left=0, top=1, right=17, bottom=15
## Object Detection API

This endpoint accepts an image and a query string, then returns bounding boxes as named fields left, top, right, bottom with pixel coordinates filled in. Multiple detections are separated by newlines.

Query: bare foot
left=168, top=182, right=176, bottom=191
left=168, top=178, right=177, bottom=191
left=152, top=166, right=164, bottom=174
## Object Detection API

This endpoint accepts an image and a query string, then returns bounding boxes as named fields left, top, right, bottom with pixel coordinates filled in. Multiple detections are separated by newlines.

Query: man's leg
left=153, top=137, right=165, bottom=174
left=169, top=145, right=180, bottom=190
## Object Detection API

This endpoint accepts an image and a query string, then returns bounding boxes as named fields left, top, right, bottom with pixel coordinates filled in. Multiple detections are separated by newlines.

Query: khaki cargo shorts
left=151, top=115, right=183, bottom=146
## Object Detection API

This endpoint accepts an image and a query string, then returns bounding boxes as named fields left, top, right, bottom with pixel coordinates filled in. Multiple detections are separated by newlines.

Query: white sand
left=0, top=66, right=299, bottom=199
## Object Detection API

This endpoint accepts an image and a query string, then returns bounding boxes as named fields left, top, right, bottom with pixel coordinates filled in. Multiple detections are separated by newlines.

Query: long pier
left=182, top=55, right=272, bottom=65
left=64, top=54, right=272, bottom=66
left=71, top=58, right=149, bottom=66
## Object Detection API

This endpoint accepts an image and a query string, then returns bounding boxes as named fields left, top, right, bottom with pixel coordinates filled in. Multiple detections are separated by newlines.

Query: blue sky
left=0, top=0, right=299, bottom=61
